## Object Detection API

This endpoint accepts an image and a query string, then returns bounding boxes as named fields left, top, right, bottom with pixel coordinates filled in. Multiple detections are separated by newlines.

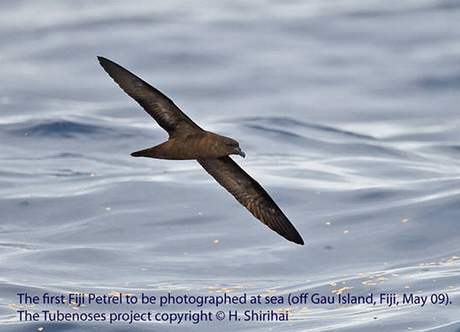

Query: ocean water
left=1, top=0, right=460, bottom=331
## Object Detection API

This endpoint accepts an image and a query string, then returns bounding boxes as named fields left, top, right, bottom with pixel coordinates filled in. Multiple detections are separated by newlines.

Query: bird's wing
left=98, top=56, right=202, bottom=137
left=198, top=157, right=304, bottom=245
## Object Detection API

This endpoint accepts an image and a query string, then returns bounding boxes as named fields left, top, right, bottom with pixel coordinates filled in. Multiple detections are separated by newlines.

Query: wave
left=7, top=120, right=110, bottom=138
left=3, top=118, right=141, bottom=140
left=236, top=116, right=376, bottom=140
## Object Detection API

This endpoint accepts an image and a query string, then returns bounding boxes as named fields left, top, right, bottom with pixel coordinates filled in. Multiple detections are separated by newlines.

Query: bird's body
left=132, top=131, right=243, bottom=160
left=98, top=56, right=304, bottom=245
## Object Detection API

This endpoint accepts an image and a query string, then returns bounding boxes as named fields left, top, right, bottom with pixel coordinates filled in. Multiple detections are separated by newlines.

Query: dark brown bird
left=98, top=56, right=304, bottom=245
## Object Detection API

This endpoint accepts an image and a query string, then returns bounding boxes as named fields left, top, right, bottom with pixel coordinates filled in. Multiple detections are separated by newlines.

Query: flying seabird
left=98, top=56, right=304, bottom=245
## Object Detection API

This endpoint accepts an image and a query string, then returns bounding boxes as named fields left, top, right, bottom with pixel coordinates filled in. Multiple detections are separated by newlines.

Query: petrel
left=98, top=56, right=304, bottom=245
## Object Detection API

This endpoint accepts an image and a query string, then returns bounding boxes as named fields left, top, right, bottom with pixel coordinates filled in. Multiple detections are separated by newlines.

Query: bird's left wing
left=198, top=157, right=304, bottom=245
left=98, top=56, right=202, bottom=137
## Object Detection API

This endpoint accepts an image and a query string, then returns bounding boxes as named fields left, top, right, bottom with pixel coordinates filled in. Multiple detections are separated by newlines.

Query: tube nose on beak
left=236, top=147, right=246, bottom=158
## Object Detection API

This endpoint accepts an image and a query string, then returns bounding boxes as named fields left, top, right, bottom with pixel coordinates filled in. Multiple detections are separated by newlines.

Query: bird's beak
left=236, top=147, right=246, bottom=158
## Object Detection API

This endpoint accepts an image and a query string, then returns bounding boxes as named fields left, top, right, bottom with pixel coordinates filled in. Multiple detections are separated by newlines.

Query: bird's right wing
left=98, top=56, right=202, bottom=137
left=198, top=156, right=304, bottom=245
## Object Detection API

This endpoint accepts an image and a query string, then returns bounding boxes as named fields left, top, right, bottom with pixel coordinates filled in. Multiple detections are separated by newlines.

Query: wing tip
left=288, top=233, right=304, bottom=245
left=97, top=55, right=108, bottom=62
left=294, top=237, right=305, bottom=246
left=97, top=56, right=113, bottom=70
left=280, top=220, right=304, bottom=245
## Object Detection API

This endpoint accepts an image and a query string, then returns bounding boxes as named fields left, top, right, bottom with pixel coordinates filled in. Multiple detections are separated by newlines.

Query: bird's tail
left=131, top=141, right=172, bottom=159
left=131, top=147, right=155, bottom=157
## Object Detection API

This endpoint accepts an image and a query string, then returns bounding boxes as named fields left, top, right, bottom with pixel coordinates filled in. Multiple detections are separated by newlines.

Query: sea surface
left=1, top=1, right=460, bottom=331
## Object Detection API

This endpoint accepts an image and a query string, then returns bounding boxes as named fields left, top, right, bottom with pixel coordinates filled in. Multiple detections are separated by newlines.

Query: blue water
left=1, top=1, right=460, bottom=331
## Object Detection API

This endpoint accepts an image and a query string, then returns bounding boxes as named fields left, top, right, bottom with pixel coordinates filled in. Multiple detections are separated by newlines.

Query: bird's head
left=220, top=136, right=246, bottom=158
